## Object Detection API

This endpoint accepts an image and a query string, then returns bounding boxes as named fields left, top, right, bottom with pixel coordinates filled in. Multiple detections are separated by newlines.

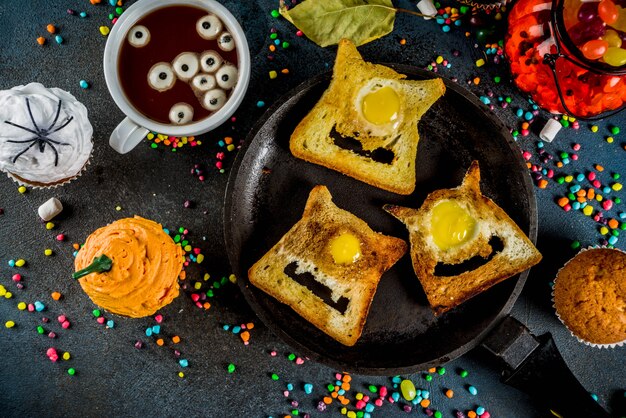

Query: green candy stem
left=72, top=254, right=113, bottom=280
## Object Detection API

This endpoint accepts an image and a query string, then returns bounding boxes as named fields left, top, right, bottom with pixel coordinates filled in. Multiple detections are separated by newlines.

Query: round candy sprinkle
left=79, top=80, right=89, bottom=89
left=36, top=37, right=46, bottom=46
left=67, top=368, right=76, bottom=376
left=99, top=26, right=110, bottom=36
left=55, top=35, right=64, bottom=44
left=44, top=249, right=53, bottom=256
left=468, top=385, right=478, bottom=395
left=476, top=406, right=486, bottom=415
left=15, top=259, right=25, bottom=267
left=400, top=379, right=416, bottom=401
left=271, top=373, right=279, bottom=380
left=227, top=363, right=236, bottom=373
left=45, top=222, right=55, bottom=230
left=5, top=321, right=15, bottom=328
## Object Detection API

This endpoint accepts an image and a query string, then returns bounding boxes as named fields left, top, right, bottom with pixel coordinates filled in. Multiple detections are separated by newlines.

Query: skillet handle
left=481, top=316, right=611, bottom=418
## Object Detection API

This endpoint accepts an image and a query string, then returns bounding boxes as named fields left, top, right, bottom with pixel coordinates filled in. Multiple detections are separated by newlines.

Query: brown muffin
left=554, top=248, right=626, bottom=346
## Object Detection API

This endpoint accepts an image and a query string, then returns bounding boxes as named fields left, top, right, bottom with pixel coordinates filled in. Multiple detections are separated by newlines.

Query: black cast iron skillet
left=224, top=66, right=611, bottom=417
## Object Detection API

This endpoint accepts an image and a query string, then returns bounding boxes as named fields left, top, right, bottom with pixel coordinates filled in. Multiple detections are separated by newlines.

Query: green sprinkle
left=459, top=5, right=469, bottom=13
left=181, top=240, right=189, bottom=247
left=327, top=384, right=335, bottom=392
left=291, top=410, right=299, bottom=416
left=615, top=197, right=622, bottom=204
left=92, top=309, right=101, bottom=317
left=425, top=374, right=433, bottom=381
left=437, top=367, right=446, bottom=375
left=613, top=173, right=621, bottom=180
left=67, top=368, right=76, bottom=376
left=512, top=130, right=519, bottom=137
left=174, top=234, right=181, bottom=243
left=282, top=41, right=290, bottom=49
left=37, top=326, right=45, bottom=334
left=571, top=240, right=581, bottom=249
left=206, top=290, right=214, bottom=297
left=620, top=223, right=626, bottom=230
left=561, top=120, right=570, bottom=128
left=270, top=33, right=278, bottom=40
left=368, top=385, right=378, bottom=393
left=270, top=9, right=280, bottom=18
left=213, top=281, right=221, bottom=289
left=227, top=363, right=236, bottom=373
left=567, top=193, right=576, bottom=201
left=611, top=126, right=620, bottom=135
left=612, top=230, right=620, bottom=237
left=557, top=177, right=565, bottom=184
left=271, top=373, right=279, bottom=381
left=434, top=411, right=442, bottom=418
left=505, top=96, right=512, bottom=103
left=460, top=369, right=469, bottom=378
left=178, top=227, right=185, bottom=233
left=287, top=353, right=296, bottom=361
left=115, top=6, right=124, bottom=15
left=357, top=412, right=364, bottom=418
left=493, top=76, right=501, bottom=83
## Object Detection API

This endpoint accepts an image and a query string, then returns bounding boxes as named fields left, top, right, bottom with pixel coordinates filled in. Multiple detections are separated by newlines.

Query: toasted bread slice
left=384, top=161, right=542, bottom=315
left=290, top=39, right=445, bottom=195
left=248, top=185, right=407, bottom=346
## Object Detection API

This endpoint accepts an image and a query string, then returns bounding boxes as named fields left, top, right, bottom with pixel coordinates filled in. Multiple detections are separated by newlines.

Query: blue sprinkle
left=179, top=359, right=189, bottom=368
left=480, top=96, right=491, bottom=105
left=218, top=140, right=225, bottom=147
left=468, top=385, right=478, bottom=395
left=569, top=184, right=581, bottom=193
left=79, top=11, right=87, bottom=18
left=391, top=392, right=400, bottom=402
left=145, top=328, right=153, bottom=337
left=421, top=390, right=430, bottom=399
left=338, top=389, right=345, bottom=396
left=619, top=212, right=626, bottom=219
left=364, top=414, right=371, bottom=418
left=537, top=141, right=544, bottom=149
left=222, top=324, right=230, bottom=331
left=532, top=104, right=539, bottom=110
left=576, top=173, right=585, bottom=182
left=72, top=250, right=78, bottom=257
left=287, top=383, right=294, bottom=391
left=304, top=383, right=313, bottom=394
left=516, top=108, right=524, bottom=118
left=541, top=169, right=548, bottom=175
left=109, top=0, right=116, bottom=5
left=232, top=325, right=241, bottom=334
left=392, top=376, right=402, bottom=384
left=608, top=236, right=618, bottom=245
left=562, top=157, right=570, bottom=165
left=572, top=201, right=581, bottom=210
left=106, top=319, right=114, bottom=328
left=476, top=406, right=486, bottom=415
left=442, top=13, right=449, bottom=18
left=55, top=35, right=64, bottom=44
left=442, top=25, right=450, bottom=32
left=580, top=202, right=588, bottom=208
left=454, top=20, right=462, bottom=26
left=34, top=301, right=46, bottom=312
left=365, top=403, right=375, bottom=413
left=8, top=260, right=15, bottom=267
left=603, top=186, right=611, bottom=194
left=274, top=39, right=280, bottom=46
left=436, top=17, right=445, bottom=24
left=256, top=101, right=265, bottom=108
left=151, top=325, right=160, bottom=334
left=163, top=228, right=170, bottom=235
left=79, top=80, right=89, bottom=89
left=524, top=111, right=534, bottom=121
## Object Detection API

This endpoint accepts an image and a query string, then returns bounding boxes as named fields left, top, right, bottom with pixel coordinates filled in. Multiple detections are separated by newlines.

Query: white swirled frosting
left=0, top=83, right=93, bottom=184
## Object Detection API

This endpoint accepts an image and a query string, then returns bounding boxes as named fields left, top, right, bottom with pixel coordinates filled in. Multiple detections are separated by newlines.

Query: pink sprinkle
left=374, top=398, right=384, bottom=407
left=193, top=248, right=201, bottom=255
left=231, top=116, right=237, bottom=122
left=49, top=354, right=59, bottom=362
left=12, top=274, right=21, bottom=282
left=48, top=332, right=56, bottom=338
left=41, top=317, right=49, bottom=323
left=61, top=321, right=70, bottom=329
left=594, top=213, right=603, bottom=222
left=28, top=304, right=35, bottom=312
left=592, top=179, right=601, bottom=188
left=603, top=200, right=614, bottom=211
left=295, top=357, right=304, bottom=365
left=154, top=314, right=163, bottom=323
left=195, top=301, right=202, bottom=308
left=387, top=396, right=395, bottom=404
left=356, top=400, right=366, bottom=409
left=96, top=317, right=105, bottom=324
left=296, top=30, right=303, bottom=37
left=362, top=395, right=370, bottom=402
left=46, top=347, right=57, bottom=356
left=216, top=152, right=225, bottom=160
left=572, top=143, right=581, bottom=151
left=547, top=169, right=554, bottom=178
left=480, top=412, right=491, bottom=418
left=283, top=390, right=290, bottom=397
left=522, top=151, right=532, bottom=160
left=241, top=324, right=247, bottom=329
left=58, top=315, right=67, bottom=323
left=244, top=341, right=249, bottom=346
left=216, top=161, right=223, bottom=169
left=572, top=121, right=580, bottom=129
left=56, top=234, right=65, bottom=241
left=588, top=172, right=596, bottom=181
left=270, top=350, right=277, bottom=357
left=191, top=293, right=200, bottom=302
left=571, top=154, right=578, bottom=161
left=112, top=17, right=117, bottom=24
left=563, top=204, right=572, bottom=212
left=379, top=386, right=388, bottom=397
left=335, top=373, right=342, bottom=380
left=521, top=129, right=530, bottom=136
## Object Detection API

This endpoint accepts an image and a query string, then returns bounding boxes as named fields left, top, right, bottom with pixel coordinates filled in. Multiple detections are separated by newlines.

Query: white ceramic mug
left=103, top=0, right=250, bottom=154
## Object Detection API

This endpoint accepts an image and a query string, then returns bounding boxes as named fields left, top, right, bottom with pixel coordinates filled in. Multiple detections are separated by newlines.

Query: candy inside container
left=505, top=0, right=626, bottom=118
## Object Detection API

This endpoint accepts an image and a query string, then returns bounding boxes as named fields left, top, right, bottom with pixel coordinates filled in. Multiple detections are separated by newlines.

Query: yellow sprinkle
left=45, top=222, right=55, bottom=230
left=0, top=288, right=5, bottom=297
left=229, top=274, right=237, bottom=283
left=341, top=408, right=347, bottom=415
left=115, top=206, right=122, bottom=211
left=203, top=273, right=210, bottom=281
left=590, top=125, right=599, bottom=133
left=196, top=140, right=202, bottom=145
left=5, top=321, right=15, bottom=328
left=612, top=183, right=623, bottom=191
left=44, top=249, right=53, bottom=256
left=15, top=259, right=26, bottom=267
left=475, top=58, right=485, bottom=67
left=63, top=352, right=71, bottom=360
left=355, top=392, right=364, bottom=400
left=5, top=292, right=12, bottom=299
left=564, top=175, right=573, bottom=183
left=17, top=302, right=26, bottom=310
left=227, top=144, right=235, bottom=152
left=99, top=26, right=110, bottom=36
left=178, top=372, right=185, bottom=378
left=600, top=226, right=609, bottom=235
left=596, top=194, right=603, bottom=202
left=269, top=70, right=278, bottom=79
left=147, top=133, right=155, bottom=140
left=18, top=186, right=27, bottom=194
left=194, top=282, right=202, bottom=290
left=196, top=254, right=205, bottom=263
left=436, top=56, right=444, bottom=64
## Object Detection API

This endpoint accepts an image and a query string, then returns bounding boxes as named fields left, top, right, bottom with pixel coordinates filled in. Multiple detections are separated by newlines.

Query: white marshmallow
left=539, top=118, right=562, bottom=142
left=38, top=197, right=63, bottom=221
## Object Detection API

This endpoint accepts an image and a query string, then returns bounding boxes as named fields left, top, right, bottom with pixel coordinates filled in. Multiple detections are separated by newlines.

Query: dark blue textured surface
left=0, top=1, right=624, bottom=417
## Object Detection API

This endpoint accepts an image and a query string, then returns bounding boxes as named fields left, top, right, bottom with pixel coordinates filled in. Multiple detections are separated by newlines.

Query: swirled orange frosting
left=74, top=216, right=184, bottom=317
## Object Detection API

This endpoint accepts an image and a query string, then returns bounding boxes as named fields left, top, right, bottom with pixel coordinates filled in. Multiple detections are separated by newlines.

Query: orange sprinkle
left=445, top=389, right=454, bottom=398
left=331, top=391, right=338, bottom=399
left=117, top=0, right=123, bottom=5
left=428, top=367, right=437, bottom=373
left=269, top=45, right=276, bottom=52
left=281, top=68, right=290, bottom=74
left=341, top=382, right=350, bottom=391
left=164, top=140, right=171, bottom=146
left=420, top=399, right=430, bottom=408
left=37, top=36, right=46, bottom=45
left=224, top=136, right=233, bottom=145
left=51, top=292, right=62, bottom=301
left=399, top=38, right=406, bottom=45
left=202, top=302, right=211, bottom=309
left=340, top=397, right=350, bottom=405
left=556, top=161, right=564, bottom=168
left=576, top=189, right=587, bottom=197
left=333, top=385, right=340, bottom=392
left=472, top=77, right=480, bottom=85
left=537, top=179, right=548, bottom=189
left=521, top=122, right=529, bottom=130
left=73, top=243, right=80, bottom=250
left=342, top=374, right=352, bottom=383
left=526, top=162, right=532, bottom=169
left=246, top=322, right=255, bottom=329
left=172, top=335, right=181, bottom=344
left=468, top=412, right=477, bottom=418
left=595, top=164, right=604, bottom=172
left=588, top=188, right=595, bottom=199
left=557, top=197, right=569, bottom=207
left=608, top=219, right=619, bottom=229
left=47, top=24, right=56, bottom=34
left=179, top=270, right=186, bottom=280
left=156, top=338, right=164, bottom=346
left=577, top=197, right=587, bottom=203
left=90, top=0, right=102, bottom=4
left=323, top=397, right=332, bottom=405
left=240, top=331, right=250, bottom=342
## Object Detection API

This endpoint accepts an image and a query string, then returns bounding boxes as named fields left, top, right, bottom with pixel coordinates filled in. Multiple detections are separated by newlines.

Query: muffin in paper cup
left=552, top=247, right=626, bottom=348
left=0, top=83, right=93, bottom=188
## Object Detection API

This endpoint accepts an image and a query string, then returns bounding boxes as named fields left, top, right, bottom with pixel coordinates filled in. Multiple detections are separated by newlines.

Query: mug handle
left=109, top=117, right=149, bottom=154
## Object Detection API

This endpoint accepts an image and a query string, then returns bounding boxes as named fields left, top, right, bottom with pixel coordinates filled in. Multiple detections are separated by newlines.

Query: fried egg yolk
left=329, top=233, right=361, bottom=264
left=430, top=200, right=477, bottom=250
left=361, top=86, right=400, bottom=125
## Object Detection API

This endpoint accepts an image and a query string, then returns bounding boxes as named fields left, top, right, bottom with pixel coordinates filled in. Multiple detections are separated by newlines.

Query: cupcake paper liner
left=6, top=157, right=92, bottom=189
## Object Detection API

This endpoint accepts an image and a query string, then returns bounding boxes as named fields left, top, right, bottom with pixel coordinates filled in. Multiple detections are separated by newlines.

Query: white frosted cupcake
left=0, top=83, right=93, bottom=187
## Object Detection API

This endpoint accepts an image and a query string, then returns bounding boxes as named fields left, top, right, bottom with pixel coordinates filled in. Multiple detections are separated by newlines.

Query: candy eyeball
left=148, top=62, right=176, bottom=92
left=172, top=52, right=200, bottom=81
left=169, top=103, right=194, bottom=125
left=215, top=64, right=238, bottom=90
left=191, top=74, right=216, bottom=93
left=200, top=50, right=223, bottom=73
left=202, top=89, right=227, bottom=111
left=217, top=32, right=236, bottom=52
left=196, top=14, right=223, bottom=40
left=128, top=25, right=150, bottom=47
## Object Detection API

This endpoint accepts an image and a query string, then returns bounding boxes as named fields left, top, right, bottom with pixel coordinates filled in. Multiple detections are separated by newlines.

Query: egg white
left=353, top=78, right=405, bottom=138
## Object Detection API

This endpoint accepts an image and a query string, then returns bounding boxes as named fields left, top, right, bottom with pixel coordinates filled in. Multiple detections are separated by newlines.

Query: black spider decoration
left=4, top=98, right=73, bottom=166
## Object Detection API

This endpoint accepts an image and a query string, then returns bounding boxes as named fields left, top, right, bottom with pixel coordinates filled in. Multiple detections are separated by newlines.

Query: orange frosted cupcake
left=74, top=216, right=184, bottom=317
left=553, top=248, right=626, bottom=347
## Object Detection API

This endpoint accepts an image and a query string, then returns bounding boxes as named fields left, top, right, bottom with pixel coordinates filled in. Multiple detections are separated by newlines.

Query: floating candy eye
left=172, top=52, right=200, bottom=81
left=169, top=103, right=194, bottom=125
left=147, top=62, right=175, bottom=92
left=200, top=50, right=224, bottom=73
left=191, top=74, right=216, bottom=92
left=217, top=32, right=236, bottom=52
left=215, top=64, right=238, bottom=90
left=203, top=89, right=227, bottom=111
left=128, top=25, right=150, bottom=47
left=196, top=14, right=223, bottom=40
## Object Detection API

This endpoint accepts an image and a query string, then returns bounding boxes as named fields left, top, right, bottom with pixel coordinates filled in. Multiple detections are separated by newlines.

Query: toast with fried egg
left=290, top=39, right=445, bottom=195
left=248, top=185, right=407, bottom=346
left=384, top=161, right=541, bottom=315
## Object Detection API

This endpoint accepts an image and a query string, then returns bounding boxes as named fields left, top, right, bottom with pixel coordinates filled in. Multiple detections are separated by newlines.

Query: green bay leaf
left=279, top=0, right=396, bottom=47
